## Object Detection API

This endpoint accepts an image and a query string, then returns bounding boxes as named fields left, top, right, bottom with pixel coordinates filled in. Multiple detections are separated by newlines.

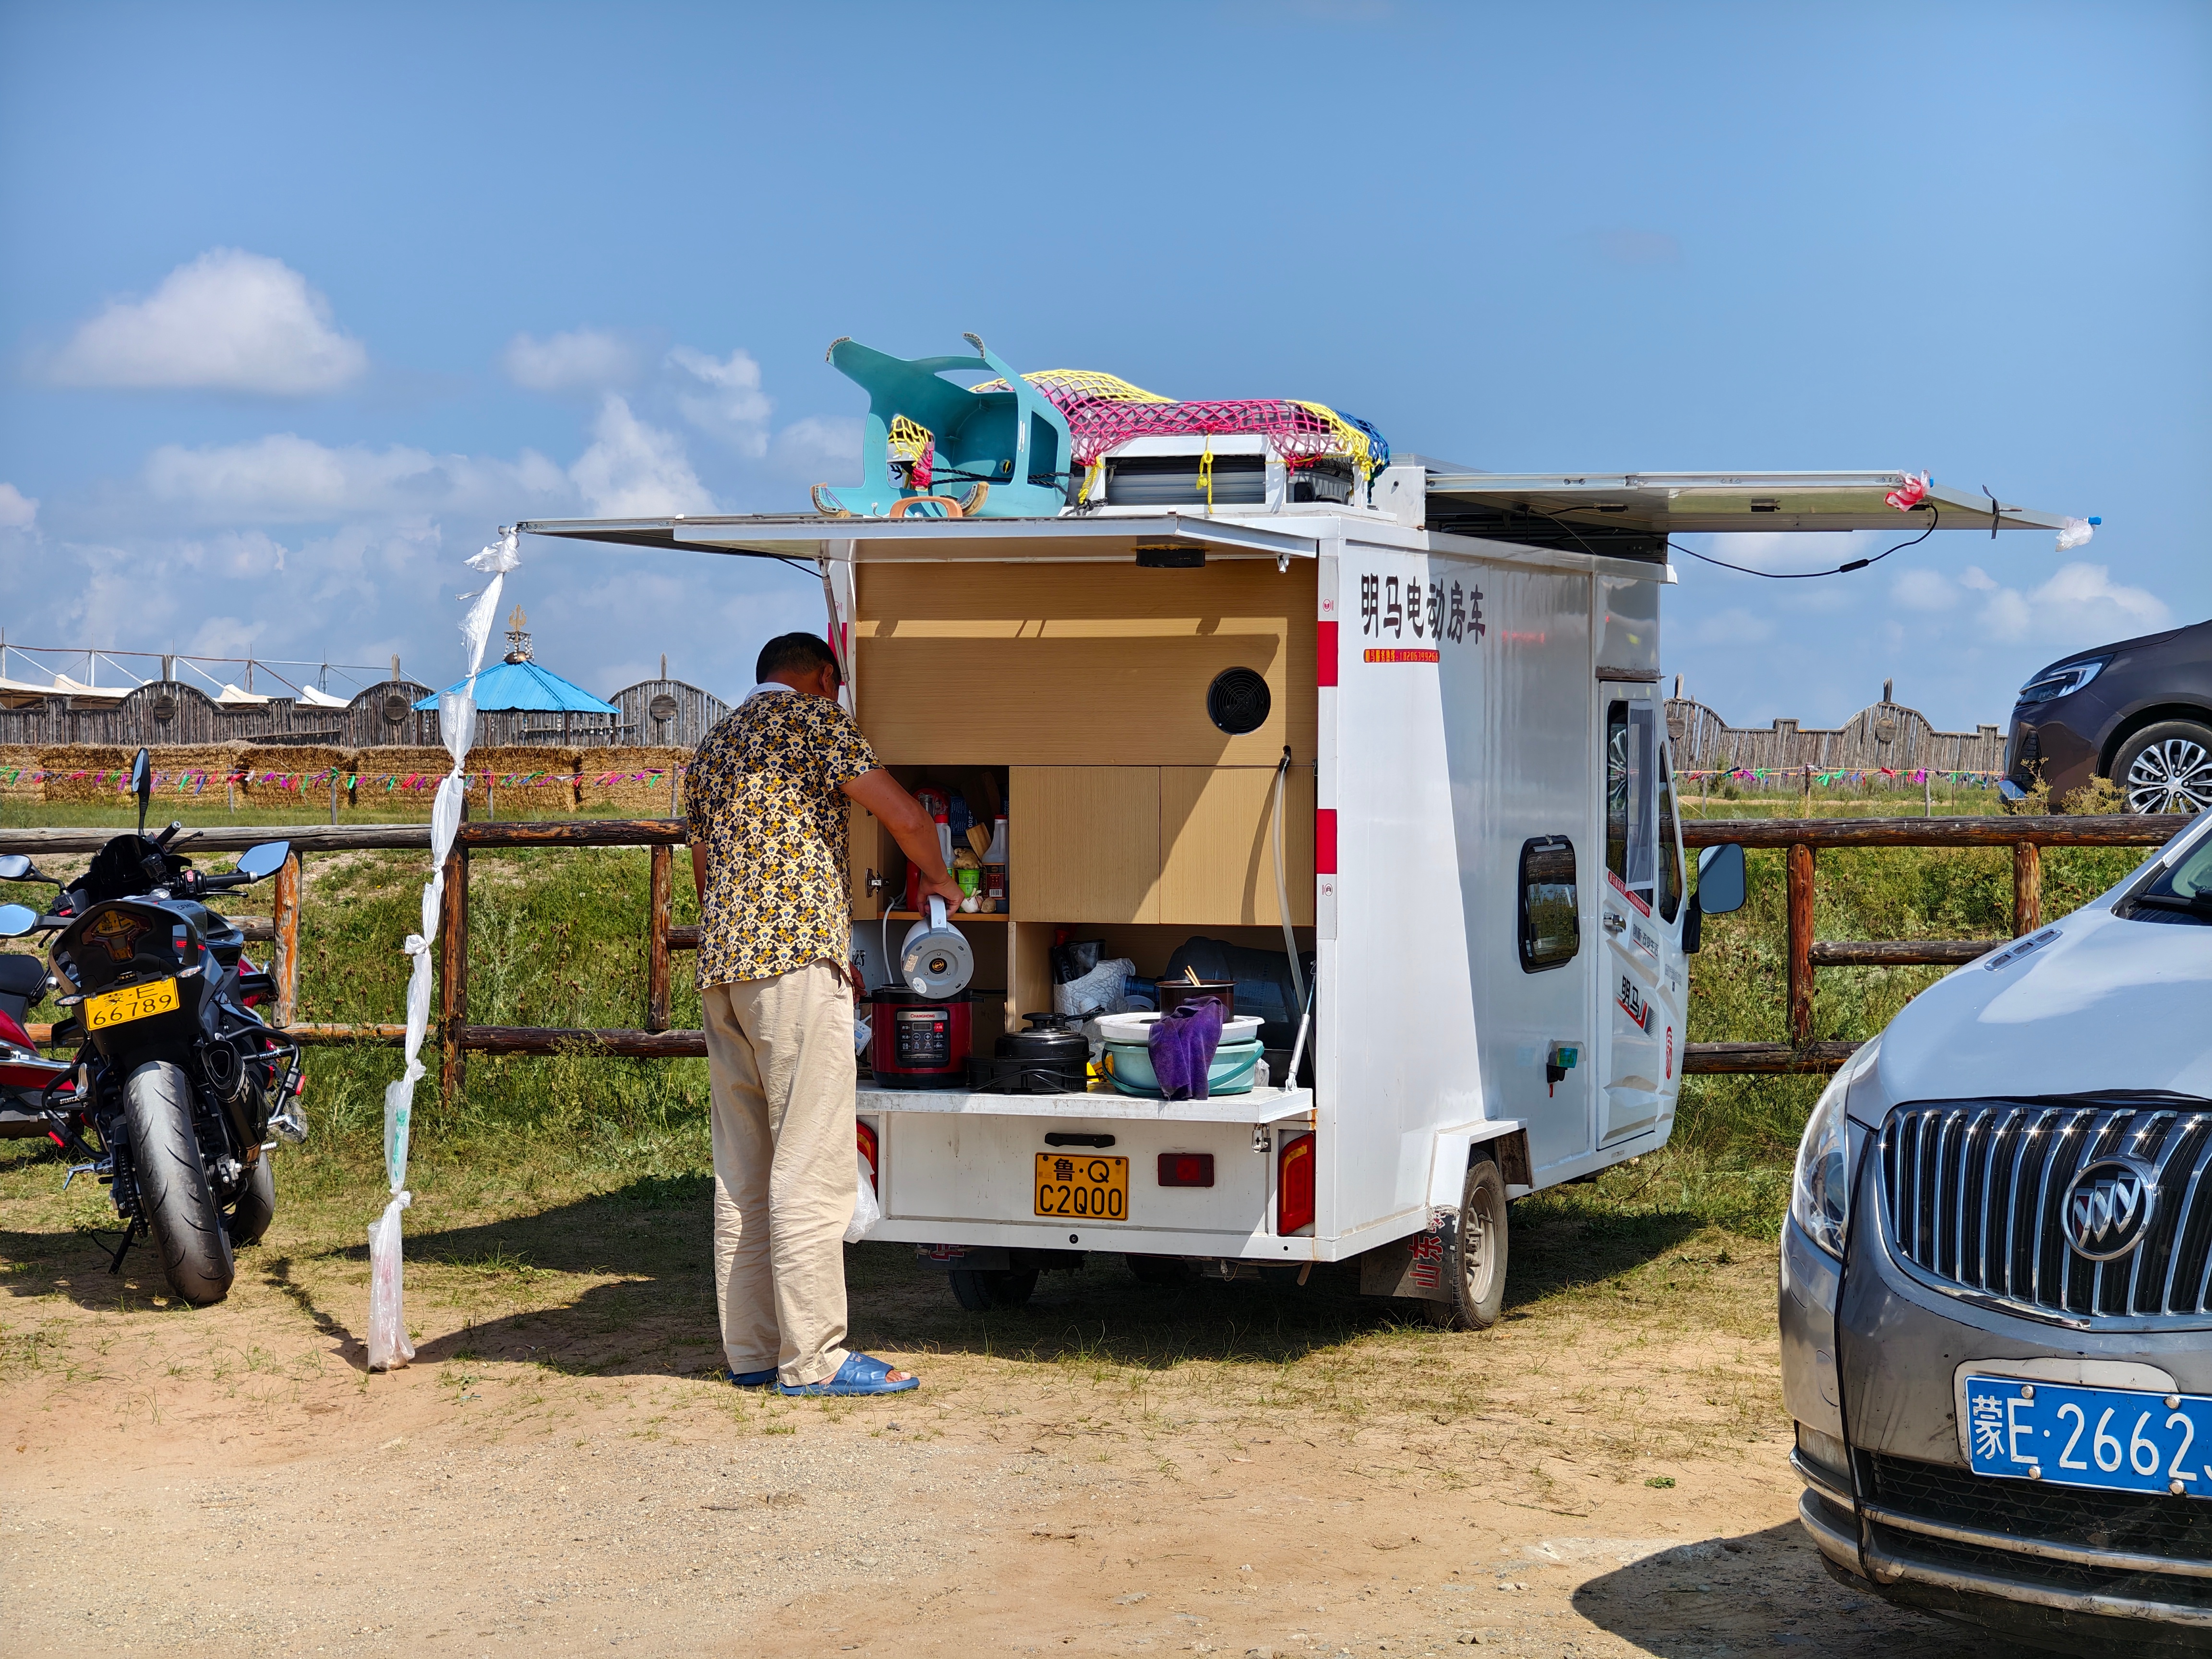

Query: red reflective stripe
left=1316, top=619, right=1337, bottom=686
left=1315, top=808, right=1337, bottom=875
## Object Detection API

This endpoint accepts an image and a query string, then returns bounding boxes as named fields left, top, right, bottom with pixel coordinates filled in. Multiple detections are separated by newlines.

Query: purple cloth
left=1147, top=997, right=1225, bottom=1100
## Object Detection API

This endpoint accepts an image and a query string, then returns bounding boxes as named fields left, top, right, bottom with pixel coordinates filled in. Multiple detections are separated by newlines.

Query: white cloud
left=769, top=415, right=863, bottom=479
left=1890, top=569, right=1957, bottom=612
left=47, top=249, right=367, bottom=395
left=569, top=395, right=716, bottom=517
left=1959, top=564, right=1997, bottom=591
left=1687, top=606, right=1775, bottom=646
left=669, top=347, right=774, bottom=456
left=503, top=328, right=639, bottom=393
left=142, top=433, right=568, bottom=523
left=1976, top=561, right=2167, bottom=648
left=0, top=483, right=36, bottom=528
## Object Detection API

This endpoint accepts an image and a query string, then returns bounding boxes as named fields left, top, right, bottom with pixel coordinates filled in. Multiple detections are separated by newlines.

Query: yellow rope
left=969, top=369, right=1173, bottom=404
left=1291, top=401, right=1372, bottom=480
left=886, top=414, right=933, bottom=466
left=1196, top=438, right=1214, bottom=513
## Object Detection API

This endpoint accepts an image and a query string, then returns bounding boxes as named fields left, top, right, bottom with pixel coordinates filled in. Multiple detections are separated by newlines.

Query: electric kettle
left=899, top=896, right=973, bottom=999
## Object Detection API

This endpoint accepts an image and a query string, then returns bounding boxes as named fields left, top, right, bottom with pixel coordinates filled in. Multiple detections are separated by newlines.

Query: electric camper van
left=522, top=333, right=2079, bottom=1325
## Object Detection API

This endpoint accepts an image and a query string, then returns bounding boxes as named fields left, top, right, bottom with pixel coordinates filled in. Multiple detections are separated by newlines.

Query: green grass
left=0, top=796, right=2158, bottom=1262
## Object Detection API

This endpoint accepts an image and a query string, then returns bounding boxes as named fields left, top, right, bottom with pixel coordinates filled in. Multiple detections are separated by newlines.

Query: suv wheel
left=2113, top=720, right=2212, bottom=815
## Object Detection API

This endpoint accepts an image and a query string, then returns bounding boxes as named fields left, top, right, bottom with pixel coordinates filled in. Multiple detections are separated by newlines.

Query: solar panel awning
left=1421, top=471, right=2074, bottom=535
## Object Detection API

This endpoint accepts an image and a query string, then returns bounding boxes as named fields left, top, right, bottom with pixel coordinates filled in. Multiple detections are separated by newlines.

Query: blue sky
left=1, top=1, right=2205, bottom=728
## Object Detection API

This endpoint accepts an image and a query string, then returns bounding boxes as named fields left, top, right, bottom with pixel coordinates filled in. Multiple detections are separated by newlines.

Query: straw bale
left=34, top=745, right=139, bottom=806
left=152, top=744, right=251, bottom=806
left=576, top=747, right=690, bottom=815
left=349, top=747, right=458, bottom=808
left=0, top=746, right=42, bottom=800
left=236, top=745, right=349, bottom=806
left=474, top=746, right=584, bottom=811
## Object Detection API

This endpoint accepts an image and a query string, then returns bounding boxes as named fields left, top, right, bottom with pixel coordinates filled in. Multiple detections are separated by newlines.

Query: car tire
left=2112, top=720, right=2212, bottom=815
left=1421, top=1154, right=1509, bottom=1332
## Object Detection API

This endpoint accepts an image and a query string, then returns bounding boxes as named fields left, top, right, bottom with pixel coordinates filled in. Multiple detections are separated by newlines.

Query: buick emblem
left=2063, top=1157, right=2158, bottom=1262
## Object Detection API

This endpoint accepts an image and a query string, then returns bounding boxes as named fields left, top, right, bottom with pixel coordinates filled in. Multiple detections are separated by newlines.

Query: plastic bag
left=2056, top=516, right=2096, bottom=552
left=1053, top=957, right=1133, bottom=1018
left=365, top=1192, right=415, bottom=1371
left=844, top=1152, right=881, bottom=1243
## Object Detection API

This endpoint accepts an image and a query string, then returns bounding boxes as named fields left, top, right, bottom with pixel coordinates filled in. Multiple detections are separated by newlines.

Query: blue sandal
left=777, top=1352, right=918, bottom=1396
left=722, top=1367, right=778, bottom=1389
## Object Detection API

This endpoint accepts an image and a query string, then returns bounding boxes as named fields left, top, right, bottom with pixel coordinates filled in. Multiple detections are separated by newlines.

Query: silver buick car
left=1783, top=809, right=2212, bottom=1655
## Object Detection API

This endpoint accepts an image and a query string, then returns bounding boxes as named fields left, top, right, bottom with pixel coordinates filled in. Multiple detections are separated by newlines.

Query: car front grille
left=1879, top=1097, right=2212, bottom=1325
left=1859, top=1453, right=2212, bottom=1614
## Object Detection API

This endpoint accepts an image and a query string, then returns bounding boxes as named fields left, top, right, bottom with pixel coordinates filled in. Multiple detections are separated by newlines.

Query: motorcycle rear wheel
left=124, top=1059, right=236, bottom=1305
left=228, top=1154, right=276, bottom=1247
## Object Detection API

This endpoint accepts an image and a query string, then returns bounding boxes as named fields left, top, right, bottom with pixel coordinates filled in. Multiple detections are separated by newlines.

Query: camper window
left=1606, top=701, right=1659, bottom=909
left=1518, top=835, right=1580, bottom=973
left=1657, top=757, right=1685, bottom=924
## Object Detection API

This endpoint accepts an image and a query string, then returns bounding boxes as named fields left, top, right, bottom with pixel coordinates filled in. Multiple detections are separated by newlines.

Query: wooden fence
left=1, top=811, right=2192, bottom=1087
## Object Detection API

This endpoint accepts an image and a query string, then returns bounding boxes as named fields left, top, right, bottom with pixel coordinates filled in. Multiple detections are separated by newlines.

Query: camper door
left=1595, top=683, right=1688, bottom=1145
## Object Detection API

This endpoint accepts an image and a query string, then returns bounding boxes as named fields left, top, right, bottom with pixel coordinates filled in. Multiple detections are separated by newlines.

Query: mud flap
left=1358, top=1209, right=1456, bottom=1304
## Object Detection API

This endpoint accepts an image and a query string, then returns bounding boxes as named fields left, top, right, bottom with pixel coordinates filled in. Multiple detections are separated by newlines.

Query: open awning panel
left=1421, top=470, right=2079, bottom=559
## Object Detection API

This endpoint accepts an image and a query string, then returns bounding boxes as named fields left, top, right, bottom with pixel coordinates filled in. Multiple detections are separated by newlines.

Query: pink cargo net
left=973, top=369, right=1387, bottom=481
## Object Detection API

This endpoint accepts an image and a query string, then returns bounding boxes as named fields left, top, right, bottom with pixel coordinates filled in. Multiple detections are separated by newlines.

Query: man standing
left=685, top=631, right=959, bottom=1396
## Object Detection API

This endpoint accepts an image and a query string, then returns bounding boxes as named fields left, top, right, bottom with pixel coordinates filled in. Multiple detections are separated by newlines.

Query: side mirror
left=1695, top=843, right=1747, bottom=916
left=132, top=746, right=154, bottom=834
left=0, top=903, right=39, bottom=938
left=233, top=841, right=291, bottom=881
left=0, top=855, right=29, bottom=881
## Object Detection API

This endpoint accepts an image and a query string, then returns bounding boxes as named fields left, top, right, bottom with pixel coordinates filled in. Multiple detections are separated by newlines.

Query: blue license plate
left=1965, top=1375, right=2212, bottom=1499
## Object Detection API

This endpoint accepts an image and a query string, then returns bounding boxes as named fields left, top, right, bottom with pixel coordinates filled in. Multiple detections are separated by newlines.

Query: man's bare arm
left=842, top=768, right=962, bottom=907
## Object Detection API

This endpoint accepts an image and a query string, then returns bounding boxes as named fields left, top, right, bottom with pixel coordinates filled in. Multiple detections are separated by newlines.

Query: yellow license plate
left=84, top=977, right=180, bottom=1032
left=1034, top=1153, right=1128, bottom=1222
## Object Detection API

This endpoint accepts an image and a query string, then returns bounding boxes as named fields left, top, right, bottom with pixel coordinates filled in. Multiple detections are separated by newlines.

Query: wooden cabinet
left=1159, top=766, right=1315, bottom=926
left=847, top=797, right=890, bottom=911
left=1006, top=764, right=1314, bottom=926
left=1008, top=767, right=1161, bottom=924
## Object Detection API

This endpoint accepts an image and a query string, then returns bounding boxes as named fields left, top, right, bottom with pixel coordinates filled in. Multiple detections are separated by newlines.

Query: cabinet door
left=1009, top=767, right=1160, bottom=923
left=1159, top=766, right=1315, bottom=926
left=848, top=797, right=890, bottom=911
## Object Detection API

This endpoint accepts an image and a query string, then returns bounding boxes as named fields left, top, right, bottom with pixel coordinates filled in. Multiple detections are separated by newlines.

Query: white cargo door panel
left=1327, top=537, right=1487, bottom=1241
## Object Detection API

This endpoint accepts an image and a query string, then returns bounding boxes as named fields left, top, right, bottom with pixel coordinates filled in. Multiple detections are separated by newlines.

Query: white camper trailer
left=523, top=341, right=2078, bottom=1325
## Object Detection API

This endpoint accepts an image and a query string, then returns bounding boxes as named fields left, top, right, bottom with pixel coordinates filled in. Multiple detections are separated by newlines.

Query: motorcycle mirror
left=131, top=747, right=154, bottom=834
left=233, top=841, right=291, bottom=882
left=0, top=855, right=28, bottom=881
left=1695, top=842, right=1748, bottom=916
left=0, top=902, right=39, bottom=938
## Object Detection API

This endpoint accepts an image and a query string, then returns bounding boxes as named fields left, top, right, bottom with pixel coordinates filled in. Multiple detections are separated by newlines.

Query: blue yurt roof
left=414, top=659, right=619, bottom=715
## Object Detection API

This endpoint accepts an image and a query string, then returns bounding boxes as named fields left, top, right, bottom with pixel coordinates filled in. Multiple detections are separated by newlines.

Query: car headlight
left=2016, top=656, right=2109, bottom=704
left=1791, top=1065, right=1851, bottom=1260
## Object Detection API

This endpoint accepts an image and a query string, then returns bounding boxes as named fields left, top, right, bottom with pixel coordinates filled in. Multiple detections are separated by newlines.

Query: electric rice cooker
left=867, top=988, right=973, bottom=1088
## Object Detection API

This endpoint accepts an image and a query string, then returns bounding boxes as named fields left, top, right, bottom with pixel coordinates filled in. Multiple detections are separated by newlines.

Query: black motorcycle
left=0, top=749, right=307, bottom=1305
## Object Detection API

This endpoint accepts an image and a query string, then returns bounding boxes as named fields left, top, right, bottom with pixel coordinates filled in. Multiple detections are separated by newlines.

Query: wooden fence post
left=272, top=853, right=302, bottom=1027
left=647, top=843, right=672, bottom=1033
left=1787, top=842, right=1816, bottom=1046
left=2013, top=841, right=2043, bottom=937
left=439, top=800, right=469, bottom=1106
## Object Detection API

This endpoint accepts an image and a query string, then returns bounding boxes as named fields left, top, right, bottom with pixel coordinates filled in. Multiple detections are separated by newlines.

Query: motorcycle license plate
left=1965, top=1375, right=2212, bottom=1499
left=1034, top=1154, right=1128, bottom=1222
left=84, top=977, right=180, bottom=1032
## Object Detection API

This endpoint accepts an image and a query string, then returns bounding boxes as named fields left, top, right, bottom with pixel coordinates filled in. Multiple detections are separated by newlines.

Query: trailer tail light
left=1156, top=1152, right=1214, bottom=1188
left=1277, top=1132, right=1315, bottom=1235
left=856, top=1120, right=879, bottom=1194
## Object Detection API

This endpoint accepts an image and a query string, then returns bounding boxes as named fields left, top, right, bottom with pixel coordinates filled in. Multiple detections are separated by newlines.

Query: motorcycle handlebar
left=154, top=821, right=184, bottom=850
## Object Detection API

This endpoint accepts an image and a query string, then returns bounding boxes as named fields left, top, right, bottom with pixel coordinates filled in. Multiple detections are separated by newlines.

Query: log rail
left=3, top=813, right=2191, bottom=1084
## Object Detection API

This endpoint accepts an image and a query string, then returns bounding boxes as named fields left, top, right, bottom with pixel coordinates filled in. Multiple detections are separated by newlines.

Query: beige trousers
left=704, top=959, right=856, bottom=1387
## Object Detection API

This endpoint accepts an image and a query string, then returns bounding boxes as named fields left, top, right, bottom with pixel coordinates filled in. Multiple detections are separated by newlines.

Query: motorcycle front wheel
left=124, top=1059, right=236, bottom=1305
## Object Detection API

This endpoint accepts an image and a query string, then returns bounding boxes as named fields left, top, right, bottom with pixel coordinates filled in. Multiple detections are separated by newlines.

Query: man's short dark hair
left=756, top=632, right=841, bottom=685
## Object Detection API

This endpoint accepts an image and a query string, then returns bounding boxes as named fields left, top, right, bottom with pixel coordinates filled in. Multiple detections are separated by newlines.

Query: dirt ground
left=0, top=1161, right=1988, bottom=1659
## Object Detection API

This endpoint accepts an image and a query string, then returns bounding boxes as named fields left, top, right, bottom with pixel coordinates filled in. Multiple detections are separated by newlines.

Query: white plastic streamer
left=366, top=527, right=519, bottom=1371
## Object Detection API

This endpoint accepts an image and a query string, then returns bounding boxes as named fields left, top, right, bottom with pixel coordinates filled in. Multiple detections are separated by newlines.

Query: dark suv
left=2006, top=620, right=2212, bottom=813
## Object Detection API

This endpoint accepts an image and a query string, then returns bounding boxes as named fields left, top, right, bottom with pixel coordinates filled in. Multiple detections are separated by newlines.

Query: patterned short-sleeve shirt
left=684, top=688, right=878, bottom=987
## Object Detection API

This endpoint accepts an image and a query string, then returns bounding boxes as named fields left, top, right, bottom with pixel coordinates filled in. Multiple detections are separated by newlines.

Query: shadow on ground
left=1571, top=1520, right=1988, bottom=1657
left=3, top=1167, right=1727, bottom=1378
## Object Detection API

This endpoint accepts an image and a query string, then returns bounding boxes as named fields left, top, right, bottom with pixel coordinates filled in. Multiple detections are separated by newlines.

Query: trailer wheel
left=948, top=1268, right=1037, bottom=1311
left=1424, top=1153, right=1508, bottom=1331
